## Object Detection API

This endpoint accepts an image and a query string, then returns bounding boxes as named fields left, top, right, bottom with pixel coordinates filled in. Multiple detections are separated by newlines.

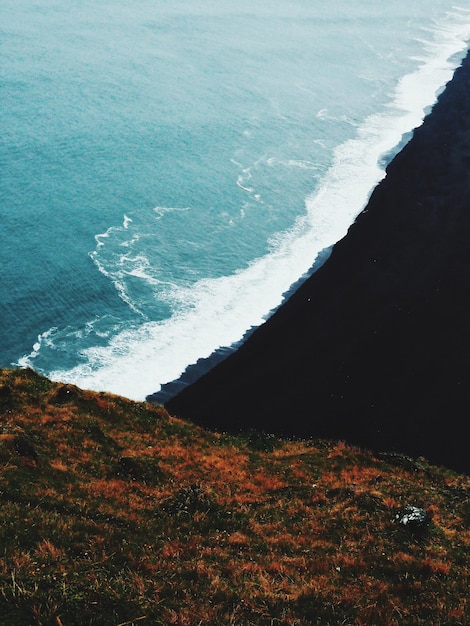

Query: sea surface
left=1, top=1, right=470, bottom=401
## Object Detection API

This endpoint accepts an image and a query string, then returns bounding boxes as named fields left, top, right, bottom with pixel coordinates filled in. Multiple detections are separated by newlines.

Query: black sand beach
left=161, top=49, right=470, bottom=475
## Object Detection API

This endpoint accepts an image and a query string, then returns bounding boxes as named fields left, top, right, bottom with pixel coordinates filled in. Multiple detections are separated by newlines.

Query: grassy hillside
left=0, top=367, right=469, bottom=625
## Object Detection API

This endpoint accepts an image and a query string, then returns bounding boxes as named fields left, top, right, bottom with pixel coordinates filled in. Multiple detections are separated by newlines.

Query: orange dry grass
left=0, top=367, right=469, bottom=626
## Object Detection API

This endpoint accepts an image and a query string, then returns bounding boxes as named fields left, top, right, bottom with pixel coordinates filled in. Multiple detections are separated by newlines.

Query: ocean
left=1, top=1, right=469, bottom=401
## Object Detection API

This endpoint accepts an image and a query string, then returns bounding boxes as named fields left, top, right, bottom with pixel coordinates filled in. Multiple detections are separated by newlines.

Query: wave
left=21, top=7, right=470, bottom=401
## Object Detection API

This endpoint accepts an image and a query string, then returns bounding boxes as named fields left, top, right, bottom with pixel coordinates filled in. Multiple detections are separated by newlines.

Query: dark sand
left=161, top=50, right=470, bottom=475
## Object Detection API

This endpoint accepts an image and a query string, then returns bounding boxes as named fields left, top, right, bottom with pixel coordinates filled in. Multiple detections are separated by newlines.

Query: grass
left=0, top=367, right=468, bottom=625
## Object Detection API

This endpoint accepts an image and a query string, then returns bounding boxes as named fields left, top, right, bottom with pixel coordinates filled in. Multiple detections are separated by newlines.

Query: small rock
left=378, top=452, right=420, bottom=472
left=49, top=384, right=79, bottom=405
left=395, top=505, right=430, bottom=533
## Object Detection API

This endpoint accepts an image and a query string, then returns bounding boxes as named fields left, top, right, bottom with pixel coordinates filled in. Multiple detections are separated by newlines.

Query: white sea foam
left=35, top=7, right=470, bottom=401
left=18, top=327, right=59, bottom=368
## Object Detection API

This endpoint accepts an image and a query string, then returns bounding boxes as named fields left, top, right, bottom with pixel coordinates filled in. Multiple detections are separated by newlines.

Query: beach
left=3, top=2, right=469, bottom=403
left=165, top=48, right=470, bottom=475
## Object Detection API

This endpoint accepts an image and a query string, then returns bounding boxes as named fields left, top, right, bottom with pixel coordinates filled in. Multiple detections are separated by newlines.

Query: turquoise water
left=1, top=1, right=469, bottom=400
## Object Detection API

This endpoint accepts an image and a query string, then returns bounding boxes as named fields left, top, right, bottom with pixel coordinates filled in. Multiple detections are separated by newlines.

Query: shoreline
left=147, top=246, right=334, bottom=404
left=149, top=43, right=470, bottom=409
left=164, top=48, right=470, bottom=475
